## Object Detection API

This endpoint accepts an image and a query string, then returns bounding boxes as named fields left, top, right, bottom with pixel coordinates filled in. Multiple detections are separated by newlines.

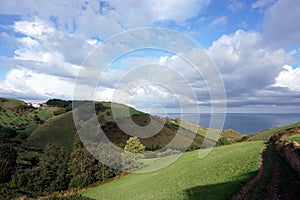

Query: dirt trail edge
left=230, top=146, right=265, bottom=200
left=231, top=143, right=300, bottom=200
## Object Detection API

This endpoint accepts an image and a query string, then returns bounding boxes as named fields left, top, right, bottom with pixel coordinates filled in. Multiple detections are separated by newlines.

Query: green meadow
left=83, top=141, right=264, bottom=200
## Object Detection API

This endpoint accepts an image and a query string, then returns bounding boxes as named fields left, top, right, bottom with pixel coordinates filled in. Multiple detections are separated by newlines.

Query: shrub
left=69, top=174, right=90, bottom=188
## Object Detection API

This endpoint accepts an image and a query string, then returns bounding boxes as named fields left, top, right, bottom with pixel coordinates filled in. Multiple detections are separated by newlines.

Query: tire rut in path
left=230, top=147, right=265, bottom=200
left=231, top=144, right=298, bottom=200
left=265, top=146, right=280, bottom=200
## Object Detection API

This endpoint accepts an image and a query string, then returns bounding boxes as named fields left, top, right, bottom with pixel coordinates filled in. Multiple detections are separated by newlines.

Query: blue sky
left=0, top=0, right=299, bottom=113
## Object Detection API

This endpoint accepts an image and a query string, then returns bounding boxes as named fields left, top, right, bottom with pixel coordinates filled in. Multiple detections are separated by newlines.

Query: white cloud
left=0, top=0, right=211, bottom=39
left=251, top=0, right=275, bottom=9
left=0, top=0, right=299, bottom=113
left=14, top=18, right=54, bottom=40
left=264, top=0, right=300, bottom=46
left=0, top=68, right=75, bottom=100
left=208, top=29, right=293, bottom=102
left=0, top=17, right=97, bottom=101
left=273, top=65, right=300, bottom=91
left=227, top=0, right=245, bottom=12
left=108, top=0, right=210, bottom=27
left=210, top=16, right=227, bottom=27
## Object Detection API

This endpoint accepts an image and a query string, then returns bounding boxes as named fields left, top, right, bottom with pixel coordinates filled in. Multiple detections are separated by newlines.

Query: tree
left=124, top=136, right=145, bottom=153
left=68, top=135, right=120, bottom=188
left=32, top=143, right=69, bottom=192
left=123, top=136, right=145, bottom=170
left=68, top=140, right=97, bottom=187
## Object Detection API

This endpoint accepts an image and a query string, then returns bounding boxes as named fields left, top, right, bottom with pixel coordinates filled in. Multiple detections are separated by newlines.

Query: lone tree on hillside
left=122, top=136, right=145, bottom=170
left=124, top=136, right=145, bottom=154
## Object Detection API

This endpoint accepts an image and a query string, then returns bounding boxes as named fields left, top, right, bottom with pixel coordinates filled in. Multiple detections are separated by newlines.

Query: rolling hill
left=248, top=121, right=300, bottom=141
left=1, top=97, right=300, bottom=199
left=83, top=141, right=264, bottom=200
left=22, top=99, right=242, bottom=153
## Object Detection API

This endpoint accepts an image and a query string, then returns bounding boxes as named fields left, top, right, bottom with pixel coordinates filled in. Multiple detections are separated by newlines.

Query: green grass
left=174, top=120, right=208, bottom=137
left=83, top=141, right=264, bottom=200
left=37, top=106, right=56, bottom=121
left=24, top=111, right=77, bottom=153
left=0, top=97, right=26, bottom=108
left=249, top=122, right=300, bottom=141
left=102, top=101, right=144, bottom=117
left=285, top=134, right=300, bottom=143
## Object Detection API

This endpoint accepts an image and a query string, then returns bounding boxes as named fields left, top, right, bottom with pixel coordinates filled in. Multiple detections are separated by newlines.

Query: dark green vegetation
left=0, top=98, right=120, bottom=199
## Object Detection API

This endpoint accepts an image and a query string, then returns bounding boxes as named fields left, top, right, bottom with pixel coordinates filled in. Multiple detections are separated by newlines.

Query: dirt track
left=231, top=144, right=300, bottom=200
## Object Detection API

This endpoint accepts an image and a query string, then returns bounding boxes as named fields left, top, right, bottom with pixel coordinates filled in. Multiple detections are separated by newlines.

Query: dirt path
left=265, top=146, right=280, bottom=200
left=230, top=147, right=265, bottom=200
left=231, top=144, right=299, bottom=200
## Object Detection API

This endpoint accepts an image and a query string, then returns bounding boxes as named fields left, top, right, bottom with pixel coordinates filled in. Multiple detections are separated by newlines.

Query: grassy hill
left=83, top=141, right=264, bottom=200
left=24, top=111, right=77, bottom=153
left=0, top=98, right=59, bottom=141
left=24, top=100, right=236, bottom=153
left=248, top=122, right=300, bottom=141
left=0, top=97, right=27, bottom=108
left=1, top=97, right=244, bottom=154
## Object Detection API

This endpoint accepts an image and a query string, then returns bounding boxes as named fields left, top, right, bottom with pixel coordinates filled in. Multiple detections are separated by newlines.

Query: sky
left=0, top=0, right=300, bottom=113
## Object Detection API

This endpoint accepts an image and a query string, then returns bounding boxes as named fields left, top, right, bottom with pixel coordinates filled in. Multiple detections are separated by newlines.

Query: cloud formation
left=208, top=30, right=294, bottom=108
left=251, top=0, right=275, bottom=9
left=264, top=0, right=300, bottom=46
left=273, top=65, right=300, bottom=91
left=0, top=0, right=299, bottom=113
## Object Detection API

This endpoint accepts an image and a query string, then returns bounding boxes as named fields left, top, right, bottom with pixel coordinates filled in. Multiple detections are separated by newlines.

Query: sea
left=157, top=113, right=300, bottom=134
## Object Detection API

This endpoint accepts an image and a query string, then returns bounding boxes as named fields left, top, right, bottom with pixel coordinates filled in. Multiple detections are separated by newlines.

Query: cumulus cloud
left=0, top=17, right=96, bottom=101
left=264, top=0, right=300, bottom=46
left=0, top=68, right=75, bottom=101
left=0, top=0, right=211, bottom=39
left=0, top=0, right=299, bottom=113
left=108, top=0, right=210, bottom=27
left=273, top=65, right=300, bottom=91
left=208, top=29, right=294, bottom=107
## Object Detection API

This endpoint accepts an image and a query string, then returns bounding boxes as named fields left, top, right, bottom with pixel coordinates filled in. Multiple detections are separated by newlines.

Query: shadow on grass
left=184, top=144, right=300, bottom=200
left=182, top=172, right=257, bottom=200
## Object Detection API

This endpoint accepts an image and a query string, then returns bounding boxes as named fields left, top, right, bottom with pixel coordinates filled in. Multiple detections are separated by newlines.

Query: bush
left=0, top=126, right=18, bottom=140
left=46, top=99, right=72, bottom=108
left=54, top=108, right=66, bottom=116
left=69, top=174, right=90, bottom=188
left=217, top=136, right=231, bottom=146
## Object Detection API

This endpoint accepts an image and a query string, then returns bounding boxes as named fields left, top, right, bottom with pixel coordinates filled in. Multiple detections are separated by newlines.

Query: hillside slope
left=0, top=98, right=59, bottom=142
left=24, top=100, right=238, bottom=153
left=1, top=97, right=244, bottom=153
left=248, top=122, right=300, bottom=141
left=24, top=111, right=77, bottom=153
left=83, top=141, right=264, bottom=200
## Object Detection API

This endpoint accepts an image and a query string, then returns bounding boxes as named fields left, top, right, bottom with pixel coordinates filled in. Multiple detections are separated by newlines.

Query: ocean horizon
left=154, top=113, right=300, bottom=134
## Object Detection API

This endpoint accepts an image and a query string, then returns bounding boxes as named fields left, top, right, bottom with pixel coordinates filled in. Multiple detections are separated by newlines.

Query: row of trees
left=0, top=135, right=121, bottom=198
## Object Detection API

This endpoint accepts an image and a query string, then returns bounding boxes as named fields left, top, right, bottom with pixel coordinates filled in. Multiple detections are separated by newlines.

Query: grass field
left=285, top=134, right=300, bottom=143
left=83, top=141, right=264, bottom=200
left=0, top=97, right=26, bottom=108
left=25, top=111, right=77, bottom=153
left=249, top=122, right=300, bottom=141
